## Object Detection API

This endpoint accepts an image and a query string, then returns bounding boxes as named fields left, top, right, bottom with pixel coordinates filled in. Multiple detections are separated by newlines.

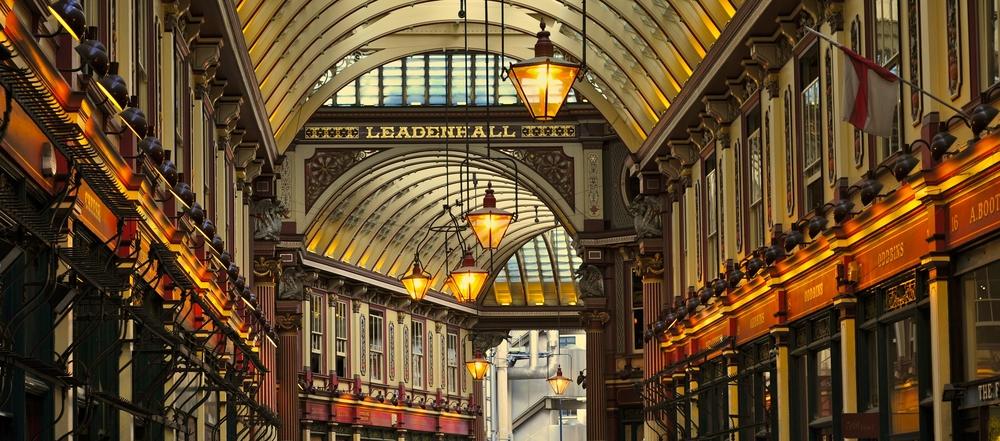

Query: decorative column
left=580, top=310, right=610, bottom=441
left=494, top=340, right=512, bottom=441
left=635, top=253, right=666, bottom=378
left=834, top=268, right=858, bottom=441
left=276, top=312, right=303, bottom=441
left=471, top=332, right=508, bottom=441
left=771, top=326, right=791, bottom=441
left=927, top=261, right=952, bottom=440
left=254, top=258, right=282, bottom=416
left=636, top=252, right=665, bottom=441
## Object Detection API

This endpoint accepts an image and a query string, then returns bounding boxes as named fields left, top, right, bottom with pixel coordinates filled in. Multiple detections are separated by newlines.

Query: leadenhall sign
left=302, top=124, right=578, bottom=141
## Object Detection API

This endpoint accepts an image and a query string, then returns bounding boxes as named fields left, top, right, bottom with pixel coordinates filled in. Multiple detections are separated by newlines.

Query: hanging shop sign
left=842, top=412, right=880, bottom=438
left=960, top=377, right=1000, bottom=409
left=947, top=175, right=1000, bottom=248
left=852, top=214, right=928, bottom=290
left=302, top=124, right=578, bottom=141
left=785, top=264, right=838, bottom=322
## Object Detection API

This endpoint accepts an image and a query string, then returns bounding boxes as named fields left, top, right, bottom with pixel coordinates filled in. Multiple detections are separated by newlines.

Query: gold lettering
left=803, top=284, right=824, bottom=303
left=502, top=125, right=516, bottom=137
left=471, top=126, right=486, bottom=138
left=875, top=242, right=905, bottom=269
left=426, top=127, right=438, bottom=138
left=396, top=126, right=410, bottom=138
left=366, top=127, right=379, bottom=138
left=411, top=127, right=426, bottom=138
left=952, top=214, right=959, bottom=232
left=380, top=127, right=395, bottom=138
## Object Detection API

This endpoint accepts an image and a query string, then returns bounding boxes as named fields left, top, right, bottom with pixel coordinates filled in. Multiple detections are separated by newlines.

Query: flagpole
left=804, top=26, right=970, bottom=119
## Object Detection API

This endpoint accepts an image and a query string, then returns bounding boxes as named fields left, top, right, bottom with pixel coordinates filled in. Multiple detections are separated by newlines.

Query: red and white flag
left=840, top=45, right=899, bottom=137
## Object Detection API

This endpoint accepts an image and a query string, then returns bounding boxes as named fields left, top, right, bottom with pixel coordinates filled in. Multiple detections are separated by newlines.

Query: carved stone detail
left=275, top=312, right=302, bottom=332
left=574, top=264, right=604, bottom=299
left=500, top=148, right=575, bottom=209
left=470, top=332, right=508, bottom=355
left=278, top=266, right=319, bottom=300
left=579, top=310, right=610, bottom=330
left=749, top=37, right=792, bottom=73
left=253, top=257, right=283, bottom=284
left=304, top=149, right=382, bottom=211
left=190, top=38, right=222, bottom=97
left=626, top=195, right=662, bottom=238
left=252, top=199, right=289, bottom=241
left=633, top=253, right=664, bottom=279
left=702, top=94, right=739, bottom=125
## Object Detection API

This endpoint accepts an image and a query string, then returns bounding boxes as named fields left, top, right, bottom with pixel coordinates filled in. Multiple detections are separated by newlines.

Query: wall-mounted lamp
left=45, top=0, right=86, bottom=40
left=971, top=89, right=1000, bottom=139
left=725, top=259, right=744, bottom=289
left=116, top=96, right=147, bottom=138
left=138, top=135, right=165, bottom=165
left=68, top=27, right=108, bottom=76
left=96, top=62, right=129, bottom=111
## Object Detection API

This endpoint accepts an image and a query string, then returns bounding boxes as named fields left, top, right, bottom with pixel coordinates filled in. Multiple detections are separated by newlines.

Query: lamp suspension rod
left=803, top=26, right=969, bottom=119
left=582, top=0, right=587, bottom=73
left=463, top=2, right=472, bottom=215
left=485, top=0, right=491, bottom=160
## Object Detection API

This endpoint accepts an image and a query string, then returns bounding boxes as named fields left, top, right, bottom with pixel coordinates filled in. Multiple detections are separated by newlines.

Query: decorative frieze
left=304, top=149, right=382, bottom=211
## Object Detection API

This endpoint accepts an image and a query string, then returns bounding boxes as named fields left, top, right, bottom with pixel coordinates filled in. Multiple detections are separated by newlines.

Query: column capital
left=633, top=253, right=665, bottom=280
left=579, top=310, right=610, bottom=330
left=470, top=332, right=508, bottom=355
left=253, top=256, right=283, bottom=284
left=275, top=312, right=302, bottom=332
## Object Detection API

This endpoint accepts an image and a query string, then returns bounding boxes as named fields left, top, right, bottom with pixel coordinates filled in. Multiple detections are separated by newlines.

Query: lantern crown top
left=482, top=183, right=497, bottom=209
left=534, top=21, right=554, bottom=58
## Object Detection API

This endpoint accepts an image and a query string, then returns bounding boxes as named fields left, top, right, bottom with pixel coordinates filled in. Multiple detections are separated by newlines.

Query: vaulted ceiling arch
left=303, top=146, right=577, bottom=290
left=276, top=34, right=643, bottom=150
left=236, top=0, right=742, bottom=153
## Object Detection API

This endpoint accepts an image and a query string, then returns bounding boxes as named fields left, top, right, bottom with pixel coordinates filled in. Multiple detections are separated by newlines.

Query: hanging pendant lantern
left=465, top=351, right=491, bottom=380
left=400, top=254, right=432, bottom=301
left=446, top=252, right=489, bottom=303
left=507, top=22, right=581, bottom=121
left=547, top=364, right=572, bottom=395
left=466, top=183, right=514, bottom=250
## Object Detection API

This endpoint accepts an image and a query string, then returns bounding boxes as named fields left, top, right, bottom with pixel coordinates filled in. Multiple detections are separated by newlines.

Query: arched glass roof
left=318, top=51, right=581, bottom=107
left=237, top=0, right=743, bottom=152
left=488, top=227, right=582, bottom=307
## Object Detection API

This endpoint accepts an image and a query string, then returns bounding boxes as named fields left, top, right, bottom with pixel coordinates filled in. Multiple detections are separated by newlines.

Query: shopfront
left=855, top=273, right=932, bottom=441
left=950, top=243, right=1000, bottom=440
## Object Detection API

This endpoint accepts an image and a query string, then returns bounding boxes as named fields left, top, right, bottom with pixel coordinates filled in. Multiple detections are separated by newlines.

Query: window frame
left=446, top=331, right=460, bottom=395
left=797, top=43, right=825, bottom=212
left=744, top=105, right=765, bottom=252
left=309, top=293, right=324, bottom=373
left=704, top=152, right=720, bottom=278
left=369, top=310, right=386, bottom=383
left=866, top=0, right=905, bottom=167
left=412, top=320, right=426, bottom=389
left=335, top=300, right=349, bottom=377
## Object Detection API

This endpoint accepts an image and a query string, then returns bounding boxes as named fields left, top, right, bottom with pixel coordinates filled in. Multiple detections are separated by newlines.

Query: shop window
left=335, top=300, right=348, bottom=377
left=370, top=311, right=384, bottom=383
left=871, top=0, right=903, bottom=162
left=886, top=316, right=919, bottom=433
left=799, top=47, right=824, bottom=211
left=632, top=272, right=643, bottom=352
left=961, top=262, right=1000, bottom=380
left=697, top=358, right=729, bottom=438
left=412, top=321, right=425, bottom=388
left=857, top=276, right=925, bottom=437
left=791, top=312, right=838, bottom=440
left=309, top=294, right=323, bottom=373
left=738, top=338, right=777, bottom=441
left=447, top=332, right=459, bottom=394
left=983, top=0, right=1000, bottom=88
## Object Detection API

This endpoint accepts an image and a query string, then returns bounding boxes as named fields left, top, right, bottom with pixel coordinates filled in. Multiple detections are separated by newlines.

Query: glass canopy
left=318, top=51, right=580, bottom=107
left=490, top=227, right=582, bottom=307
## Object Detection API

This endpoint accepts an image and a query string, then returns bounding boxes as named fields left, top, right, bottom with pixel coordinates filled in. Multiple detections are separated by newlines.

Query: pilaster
left=581, top=310, right=610, bottom=441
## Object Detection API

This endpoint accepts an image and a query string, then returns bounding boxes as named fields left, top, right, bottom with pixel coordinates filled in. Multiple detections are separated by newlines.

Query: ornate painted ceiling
left=236, top=0, right=741, bottom=152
